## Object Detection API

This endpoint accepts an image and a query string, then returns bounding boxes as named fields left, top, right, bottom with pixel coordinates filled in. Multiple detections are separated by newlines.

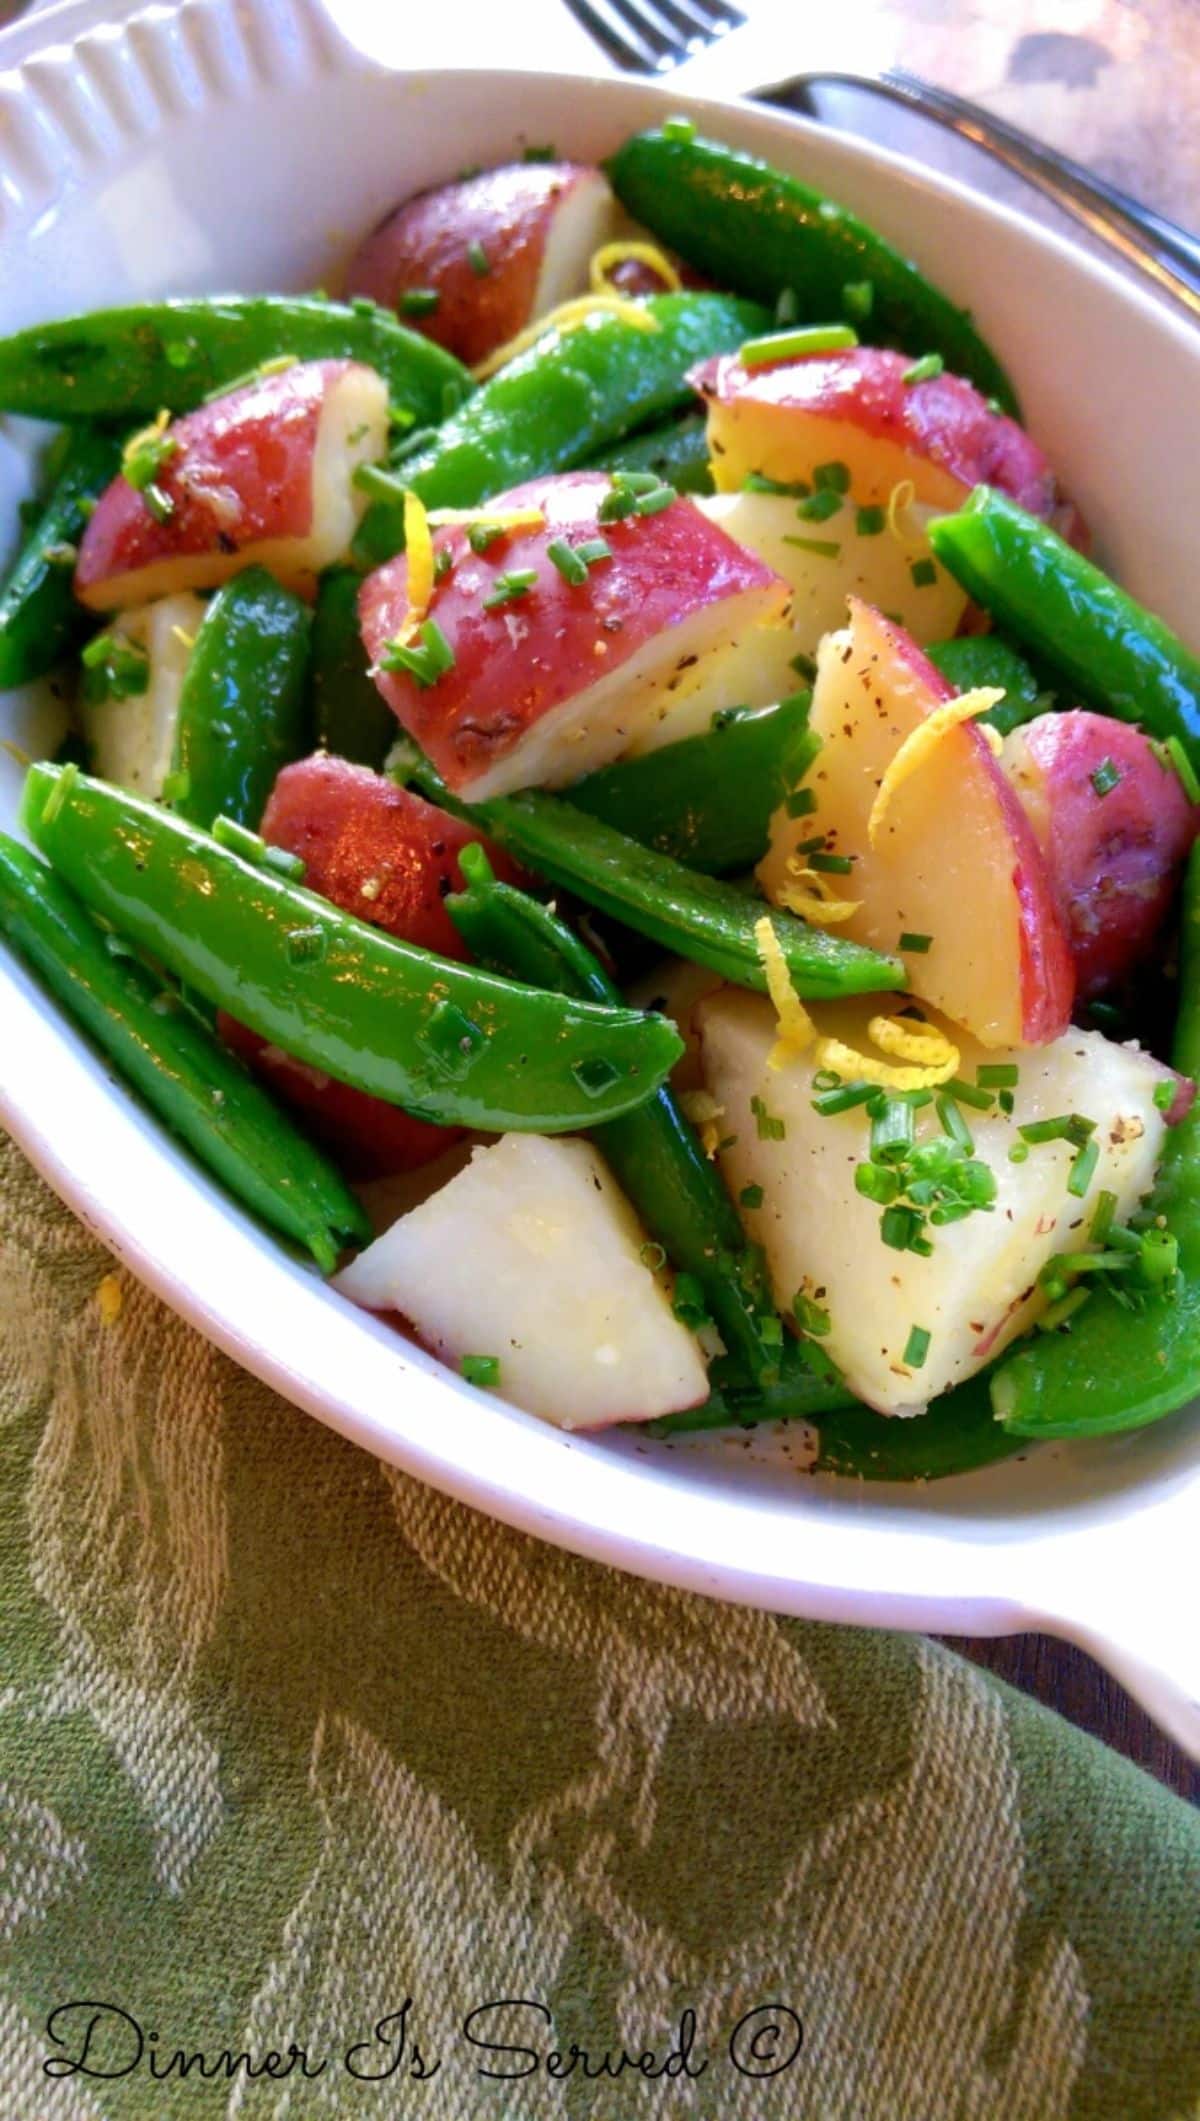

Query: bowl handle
left=1038, top=1526, right=1200, bottom=1761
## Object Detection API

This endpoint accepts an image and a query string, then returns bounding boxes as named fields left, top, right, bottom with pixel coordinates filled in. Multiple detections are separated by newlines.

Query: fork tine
left=563, top=0, right=667, bottom=72
left=659, top=0, right=746, bottom=42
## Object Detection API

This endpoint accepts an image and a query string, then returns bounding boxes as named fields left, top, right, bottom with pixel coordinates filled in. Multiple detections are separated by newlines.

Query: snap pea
left=445, top=847, right=783, bottom=1385
left=354, top=291, right=768, bottom=564
left=606, top=126, right=1018, bottom=413
left=928, top=486, right=1200, bottom=766
left=0, top=296, right=471, bottom=426
left=652, top=1349, right=1022, bottom=1481
left=924, top=634, right=1052, bottom=738
left=21, top=763, right=682, bottom=1134
left=169, top=569, right=312, bottom=830
left=585, top=410, right=714, bottom=495
left=0, top=836, right=370, bottom=1271
left=0, top=426, right=121, bottom=690
left=990, top=842, right=1200, bottom=1439
left=569, top=696, right=817, bottom=873
left=390, top=744, right=904, bottom=1000
left=309, top=568, right=395, bottom=769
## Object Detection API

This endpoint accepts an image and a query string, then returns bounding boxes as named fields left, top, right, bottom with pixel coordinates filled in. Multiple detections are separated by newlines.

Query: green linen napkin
left=1, top=1131, right=1197, bottom=2121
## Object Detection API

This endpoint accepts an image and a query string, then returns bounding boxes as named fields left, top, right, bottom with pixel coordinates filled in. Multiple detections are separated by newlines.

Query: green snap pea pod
left=0, top=296, right=471, bottom=426
left=354, top=292, right=768, bottom=564
left=22, top=763, right=682, bottom=1133
left=569, top=696, right=816, bottom=873
left=390, top=744, right=903, bottom=1000
left=0, top=836, right=370, bottom=1270
left=169, top=569, right=312, bottom=830
left=990, top=843, right=1200, bottom=1440
left=0, top=426, right=120, bottom=689
left=924, top=634, right=1053, bottom=738
left=585, top=410, right=713, bottom=495
left=928, top=486, right=1200, bottom=765
left=309, top=568, right=395, bottom=769
left=606, top=126, right=1018, bottom=413
left=653, top=1348, right=1022, bottom=1481
left=445, top=848, right=782, bottom=1385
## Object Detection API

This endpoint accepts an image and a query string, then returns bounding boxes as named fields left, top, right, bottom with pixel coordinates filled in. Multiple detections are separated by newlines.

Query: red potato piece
left=758, top=598, right=1074, bottom=1047
left=690, top=345, right=1081, bottom=536
left=1001, top=712, right=1199, bottom=999
left=345, top=163, right=624, bottom=366
left=358, top=469, right=790, bottom=799
left=218, top=754, right=521, bottom=1176
left=74, top=360, right=388, bottom=610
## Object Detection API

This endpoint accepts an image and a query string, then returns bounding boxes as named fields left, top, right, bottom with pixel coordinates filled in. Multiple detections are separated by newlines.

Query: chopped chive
left=899, top=931, right=932, bottom=953
left=461, top=1354, right=500, bottom=1388
left=880, top=1204, right=921, bottom=1250
left=785, top=786, right=817, bottom=818
left=946, top=1076, right=995, bottom=1111
left=910, top=557, right=937, bottom=589
left=813, top=460, right=850, bottom=494
left=1008, top=1142, right=1029, bottom=1163
left=774, top=285, right=799, bottom=325
left=1090, top=757, right=1122, bottom=798
left=631, top=483, right=676, bottom=516
left=1089, top=1189, right=1119, bottom=1244
left=739, top=1183, right=764, bottom=1209
left=856, top=504, right=886, bottom=535
left=902, top=1324, right=931, bottom=1369
left=434, top=546, right=454, bottom=581
left=482, top=569, right=538, bottom=610
left=902, top=352, right=944, bottom=384
left=522, top=142, right=556, bottom=162
left=574, top=537, right=612, bottom=567
left=936, top=1092, right=973, bottom=1154
left=739, top=322, right=858, bottom=367
left=842, top=279, right=874, bottom=320
left=978, top=1063, right=1019, bottom=1088
left=814, top=1081, right=880, bottom=1116
left=856, top=1162, right=901, bottom=1206
left=467, top=521, right=506, bottom=554
left=404, top=287, right=442, bottom=317
left=597, top=485, right=637, bottom=524
left=121, top=420, right=178, bottom=492
left=612, top=469, right=661, bottom=494
left=1153, top=1078, right=1178, bottom=1112
left=751, top=1094, right=785, bottom=1141
left=793, top=834, right=829, bottom=856
left=262, top=845, right=307, bottom=881
left=790, top=651, right=818, bottom=681
left=80, top=632, right=150, bottom=704
left=379, top=616, right=456, bottom=688
left=1067, top=1137, right=1100, bottom=1198
left=467, top=239, right=490, bottom=276
left=812, top=1069, right=842, bottom=1092
left=1158, top=734, right=1200, bottom=803
left=1139, top=1227, right=1179, bottom=1282
left=1038, top=1287, right=1091, bottom=1332
left=639, top=1240, right=667, bottom=1271
left=672, top=1271, right=711, bottom=1327
left=794, top=1293, right=832, bottom=1341
left=743, top=471, right=811, bottom=497
left=809, top=850, right=853, bottom=873
left=794, top=487, right=842, bottom=523
left=662, top=114, right=696, bottom=142
left=547, top=538, right=589, bottom=586
left=1017, top=1115, right=1075, bottom=1144
left=782, top=535, right=841, bottom=559
left=998, top=1090, right=1015, bottom=1117
left=870, top=1097, right=915, bottom=1165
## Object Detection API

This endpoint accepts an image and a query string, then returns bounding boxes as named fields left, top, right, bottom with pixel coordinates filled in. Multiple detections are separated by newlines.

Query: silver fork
left=563, top=0, right=1200, bottom=321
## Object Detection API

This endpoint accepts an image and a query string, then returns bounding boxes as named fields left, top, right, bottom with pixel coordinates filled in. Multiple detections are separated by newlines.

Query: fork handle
left=760, top=67, right=1200, bottom=322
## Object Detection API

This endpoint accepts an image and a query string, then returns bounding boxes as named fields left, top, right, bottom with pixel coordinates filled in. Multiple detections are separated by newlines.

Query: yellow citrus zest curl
left=425, top=505, right=546, bottom=535
left=775, top=860, right=861, bottom=926
left=472, top=293, right=662, bottom=380
left=868, top=1015, right=959, bottom=1071
left=868, top=686, right=1006, bottom=847
left=753, top=916, right=816, bottom=1071
left=395, top=489, right=434, bottom=648
left=589, top=240, right=681, bottom=295
left=885, top=477, right=921, bottom=552
left=813, top=1014, right=959, bottom=1092
left=679, top=1087, right=725, bottom=1158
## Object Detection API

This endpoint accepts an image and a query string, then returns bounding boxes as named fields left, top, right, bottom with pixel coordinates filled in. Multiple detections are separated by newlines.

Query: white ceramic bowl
left=2, top=0, right=1197, bottom=1754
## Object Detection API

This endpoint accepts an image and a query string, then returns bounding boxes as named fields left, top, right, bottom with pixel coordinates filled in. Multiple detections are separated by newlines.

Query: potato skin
left=1002, top=711, right=1199, bottom=998
left=345, top=162, right=608, bottom=365
left=219, top=754, right=520, bottom=1174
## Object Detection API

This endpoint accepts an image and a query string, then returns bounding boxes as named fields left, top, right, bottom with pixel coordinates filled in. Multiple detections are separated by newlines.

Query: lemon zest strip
left=868, top=686, right=1006, bottom=848
left=395, top=489, right=434, bottom=649
left=753, top=915, right=816, bottom=1070
left=425, top=506, right=546, bottom=534
left=775, top=862, right=861, bottom=926
left=472, top=292, right=662, bottom=381
left=812, top=1031, right=959, bottom=1093
left=885, top=477, right=921, bottom=552
left=680, top=1087, right=725, bottom=1157
left=868, top=1015, right=959, bottom=1071
left=589, top=239, right=681, bottom=295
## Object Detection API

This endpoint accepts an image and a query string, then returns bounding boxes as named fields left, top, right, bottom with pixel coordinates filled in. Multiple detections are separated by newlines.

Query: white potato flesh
left=80, top=590, right=205, bottom=797
left=698, top=990, right=1172, bottom=1416
left=472, top=572, right=788, bottom=791
left=532, top=171, right=624, bottom=311
left=334, top=1133, right=708, bottom=1428
left=698, top=490, right=967, bottom=665
left=276, top=361, right=389, bottom=581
